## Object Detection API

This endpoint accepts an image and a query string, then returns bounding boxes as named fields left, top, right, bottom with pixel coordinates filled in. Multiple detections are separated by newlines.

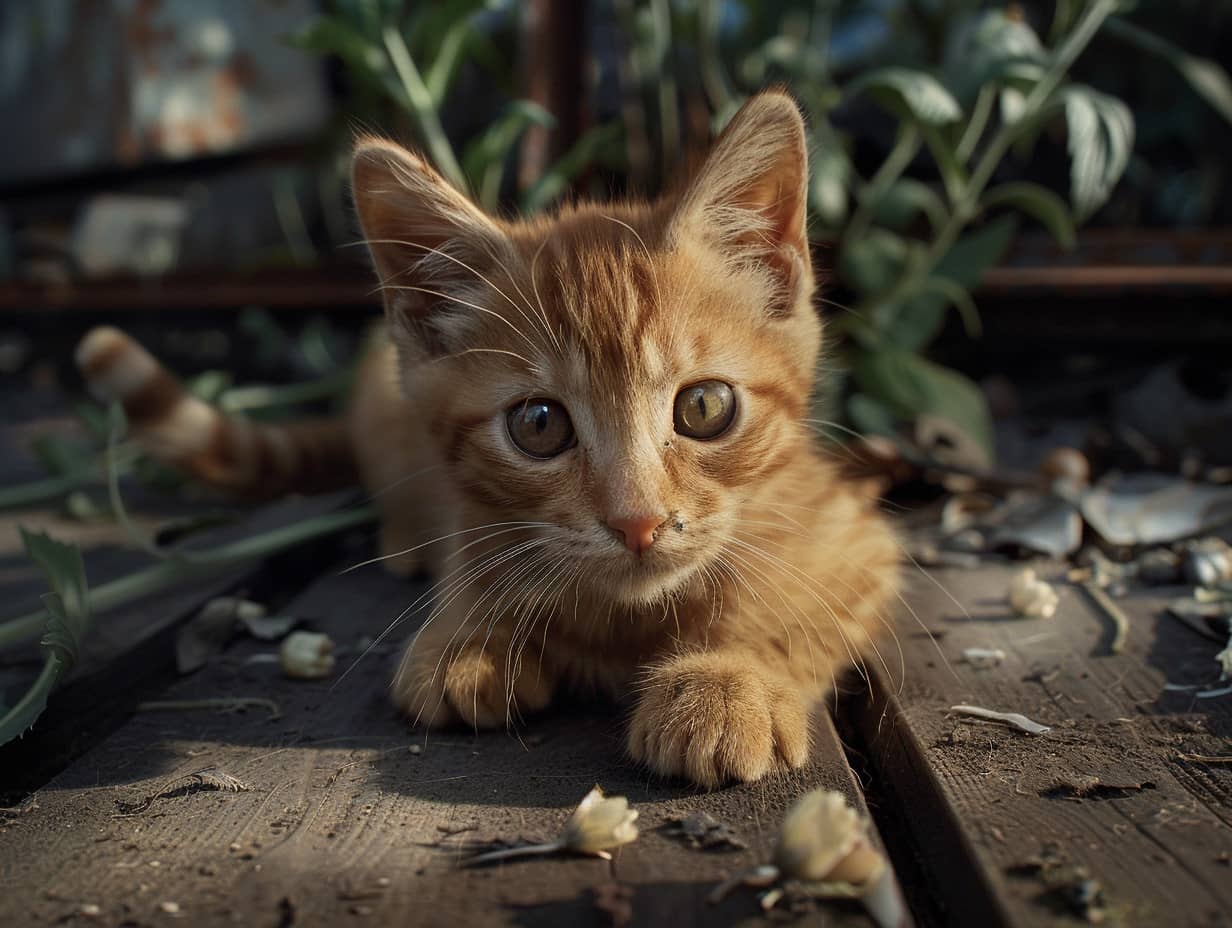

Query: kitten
left=76, top=91, right=900, bottom=788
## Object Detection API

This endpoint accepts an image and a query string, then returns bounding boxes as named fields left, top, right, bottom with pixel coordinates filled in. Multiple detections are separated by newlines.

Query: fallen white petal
left=949, top=704, right=1051, bottom=735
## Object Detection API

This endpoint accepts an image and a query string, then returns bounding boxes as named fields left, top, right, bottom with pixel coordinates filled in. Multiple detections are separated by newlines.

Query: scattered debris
left=76, top=903, right=102, bottom=918
left=159, top=901, right=182, bottom=916
left=989, top=494, right=1083, bottom=558
left=1041, top=776, right=1155, bottom=800
left=1040, top=447, right=1091, bottom=488
left=1079, top=474, right=1232, bottom=547
left=280, top=631, right=336, bottom=680
left=1007, top=845, right=1107, bottom=924
left=1177, top=753, right=1232, bottom=764
left=136, top=697, right=282, bottom=721
left=175, top=597, right=270, bottom=674
left=590, top=882, right=634, bottom=928
left=1164, top=596, right=1230, bottom=641
left=663, top=811, right=746, bottom=851
left=1135, top=548, right=1183, bottom=585
left=1183, top=538, right=1232, bottom=588
left=961, top=647, right=1006, bottom=667
left=436, top=823, right=477, bottom=837
left=239, top=613, right=301, bottom=641
left=1008, top=569, right=1060, bottom=619
left=462, top=786, right=638, bottom=866
left=709, top=791, right=908, bottom=928
left=116, top=767, right=249, bottom=815
left=1078, top=580, right=1131, bottom=654
left=949, top=704, right=1051, bottom=735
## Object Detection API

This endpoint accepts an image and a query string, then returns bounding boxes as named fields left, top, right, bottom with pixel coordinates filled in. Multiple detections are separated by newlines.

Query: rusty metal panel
left=0, top=0, right=329, bottom=185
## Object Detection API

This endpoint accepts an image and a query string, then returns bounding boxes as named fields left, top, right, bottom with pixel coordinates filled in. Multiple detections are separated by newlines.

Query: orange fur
left=352, top=92, right=901, bottom=787
left=78, top=92, right=901, bottom=789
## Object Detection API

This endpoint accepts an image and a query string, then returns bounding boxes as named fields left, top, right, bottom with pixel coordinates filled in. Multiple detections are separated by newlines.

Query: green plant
left=620, top=0, right=1232, bottom=462
left=289, top=0, right=623, bottom=215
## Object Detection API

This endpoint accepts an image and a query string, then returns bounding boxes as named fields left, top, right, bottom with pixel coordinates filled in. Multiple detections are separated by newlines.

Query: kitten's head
left=353, top=92, right=821, bottom=606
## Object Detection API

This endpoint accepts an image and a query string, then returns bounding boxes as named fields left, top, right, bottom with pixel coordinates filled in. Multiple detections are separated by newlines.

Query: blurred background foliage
left=286, top=0, right=1232, bottom=462
left=1, top=0, right=1230, bottom=459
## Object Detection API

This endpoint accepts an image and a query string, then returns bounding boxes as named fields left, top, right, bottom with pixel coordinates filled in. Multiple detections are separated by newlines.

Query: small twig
left=1080, top=580, right=1130, bottom=654
left=949, top=704, right=1051, bottom=735
left=1177, top=753, right=1232, bottom=764
left=461, top=839, right=567, bottom=867
left=116, top=767, right=249, bottom=815
left=137, top=698, right=282, bottom=721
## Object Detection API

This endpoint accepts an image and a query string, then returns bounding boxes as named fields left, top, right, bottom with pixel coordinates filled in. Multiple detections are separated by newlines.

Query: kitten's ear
left=351, top=138, right=512, bottom=357
left=672, top=92, right=811, bottom=312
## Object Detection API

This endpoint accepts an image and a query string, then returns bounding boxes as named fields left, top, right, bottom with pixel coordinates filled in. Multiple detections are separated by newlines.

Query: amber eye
left=673, top=381, right=736, bottom=440
left=506, top=398, right=575, bottom=459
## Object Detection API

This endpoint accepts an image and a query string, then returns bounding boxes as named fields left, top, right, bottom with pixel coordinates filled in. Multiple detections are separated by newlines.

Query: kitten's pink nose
left=607, top=514, right=667, bottom=555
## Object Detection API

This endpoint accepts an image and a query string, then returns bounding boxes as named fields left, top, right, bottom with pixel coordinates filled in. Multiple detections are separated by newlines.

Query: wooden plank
left=0, top=490, right=365, bottom=802
left=1, top=556, right=895, bottom=927
left=843, top=561, right=1232, bottom=928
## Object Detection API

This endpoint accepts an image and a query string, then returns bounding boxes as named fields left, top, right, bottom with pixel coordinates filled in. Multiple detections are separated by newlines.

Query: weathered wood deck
left=2, top=418, right=1230, bottom=926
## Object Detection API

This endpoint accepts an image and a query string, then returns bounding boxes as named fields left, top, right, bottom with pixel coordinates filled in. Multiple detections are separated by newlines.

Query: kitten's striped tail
left=74, top=326, right=357, bottom=498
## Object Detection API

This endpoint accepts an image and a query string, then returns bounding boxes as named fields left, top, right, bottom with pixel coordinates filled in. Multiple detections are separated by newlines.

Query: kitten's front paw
left=628, top=653, right=810, bottom=788
left=393, top=646, right=553, bottom=730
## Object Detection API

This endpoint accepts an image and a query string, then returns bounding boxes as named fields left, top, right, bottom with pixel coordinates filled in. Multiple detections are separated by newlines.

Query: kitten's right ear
left=351, top=138, right=511, bottom=357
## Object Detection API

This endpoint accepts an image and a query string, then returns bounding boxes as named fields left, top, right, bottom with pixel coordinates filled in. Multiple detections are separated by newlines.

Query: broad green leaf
left=1106, top=17, right=1232, bottom=126
left=838, top=230, right=909, bottom=298
left=981, top=182, right=1076, bottom=248
left=21, top=528, right=89, bottom=637
left=1062, top=85, right=1134, bottom=221
left=809, top=147, right=851, bottom=229
left=935, top=214, right=1018, bottom=288
left=919, top=276, right=980, bottom=337
left=846, top=392, right=899, bottom=439
left=0, top=529, right=92, bottom=745
left=521, top=124, right=624, bottom=215
left=742, top=34, right=829, bottom=85
left=943, top=10, right=1046, bottom=104
left=187, top=370, right=233, bottom=404
left=878, top=216, right=1016, bottom=352
left=31, top=435, right=89, bottom=479
left=872, top=179, right=948, bottom=232
left=846, top=67, right=963, bottom=126
left=854, top=348, right=994, bottom=460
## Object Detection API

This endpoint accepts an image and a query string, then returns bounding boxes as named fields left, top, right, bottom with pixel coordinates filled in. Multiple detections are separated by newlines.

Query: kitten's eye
left=506, top=398, right=575, bottom=459
left=673, top=381, right=736, bottom=440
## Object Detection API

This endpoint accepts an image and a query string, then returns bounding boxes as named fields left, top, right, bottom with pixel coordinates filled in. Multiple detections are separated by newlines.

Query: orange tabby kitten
left=76, top=92, right=900, bottom=787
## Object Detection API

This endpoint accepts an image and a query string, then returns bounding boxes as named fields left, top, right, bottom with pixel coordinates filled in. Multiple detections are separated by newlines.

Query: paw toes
left=629, top=658, right=809, bottom=787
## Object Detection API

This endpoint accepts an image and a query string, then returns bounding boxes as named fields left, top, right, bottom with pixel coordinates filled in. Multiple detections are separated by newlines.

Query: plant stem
left=696, top=0, right=735, bottom=114
left=463, top=839, right=566, bottom=867
left=853, top=0, right=1119, bottom=320
left=383, top=26, right=468, bottom=192
left=0, top=471, right=100, bottom=511
left=649, top=0, right=680, bottom=178
left=955, top=85, right=996, bottom=163
left=846, top=124, right=921, bottom=243
left=0, top=505, right=377, bottom=651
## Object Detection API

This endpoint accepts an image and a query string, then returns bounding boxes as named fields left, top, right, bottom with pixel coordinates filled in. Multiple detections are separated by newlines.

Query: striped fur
left=349, top=91, right=903, bottom=788
left=78, top=91, right=903, bottom=789
left=74, top=326, right=355, bottom=497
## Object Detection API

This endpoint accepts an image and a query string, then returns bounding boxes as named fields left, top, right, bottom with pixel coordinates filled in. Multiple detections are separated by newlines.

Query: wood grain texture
left=845, top=561, right=1232, bottom=928
left=1, top=552, right=889, bottom=927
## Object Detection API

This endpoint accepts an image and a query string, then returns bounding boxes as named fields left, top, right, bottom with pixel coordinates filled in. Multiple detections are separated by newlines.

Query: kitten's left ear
left=672, top=91, right=811, bottom=312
